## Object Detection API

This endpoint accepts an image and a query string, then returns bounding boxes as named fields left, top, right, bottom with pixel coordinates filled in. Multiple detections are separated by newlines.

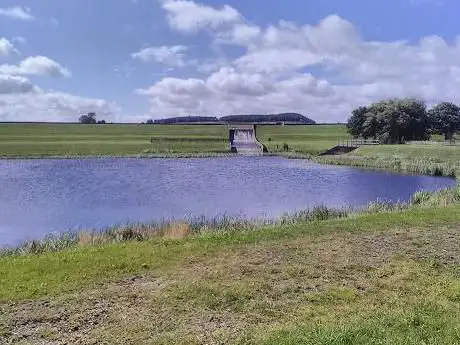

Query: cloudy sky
left=0, top=0, right=459, bottom=122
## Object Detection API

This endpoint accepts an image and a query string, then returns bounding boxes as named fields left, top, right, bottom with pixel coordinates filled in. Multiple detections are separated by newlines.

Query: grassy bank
left=257, top=124, right=349, bottom=155
left=312, top=144, right=460, bottom=177
left=1, top=203, right=460, bottom=344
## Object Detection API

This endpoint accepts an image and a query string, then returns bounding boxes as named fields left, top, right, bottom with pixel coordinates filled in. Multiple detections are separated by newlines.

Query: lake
left=0, top=157, right=455, bottom=247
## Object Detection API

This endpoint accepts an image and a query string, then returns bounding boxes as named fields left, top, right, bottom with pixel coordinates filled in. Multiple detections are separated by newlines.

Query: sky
left=0, top=0, right=459, bottom=123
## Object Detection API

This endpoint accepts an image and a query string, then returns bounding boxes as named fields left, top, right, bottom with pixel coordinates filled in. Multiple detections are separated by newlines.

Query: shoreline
left=2, top=182, right=458, bottom=257
left=0, top=151, right=457, bottom=178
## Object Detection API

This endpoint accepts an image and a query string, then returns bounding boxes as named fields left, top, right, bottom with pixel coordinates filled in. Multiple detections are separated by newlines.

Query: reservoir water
left=0, top=157, right=455, bottom=246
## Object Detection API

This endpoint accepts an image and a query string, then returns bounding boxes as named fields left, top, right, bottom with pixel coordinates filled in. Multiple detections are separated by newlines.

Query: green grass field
left=1, top=205, right=459, bottom=344
left=0, top=123, right=228, bottom=157
left=257, top=124, right=349, bottom=155
left=2, top=123, right=459, bottom=163
left=0, top=123, right=350, bottom=157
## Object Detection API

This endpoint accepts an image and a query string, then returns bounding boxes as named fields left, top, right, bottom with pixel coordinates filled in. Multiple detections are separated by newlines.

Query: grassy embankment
left=314, top=144, right=460, bottom=177
left=257, top=124, right=349, bottom=155
left=0, top=123, right=229, bottom=158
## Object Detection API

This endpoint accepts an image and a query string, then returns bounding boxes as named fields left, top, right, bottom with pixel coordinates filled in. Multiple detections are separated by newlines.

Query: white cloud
left=136, top=67, right=335, bottom=118
left=0, top=6, right=34, bottom=21
left=0, top=72, right=121, bottom=122
left=0, top=38, right=19, bottom=56
left=0, top=56, right=71, bottom=78
left=0, top=91, right=120, bottom=122
left=132, top=45, right=188, bottom=67
left=0, top=74, right=37, bottom=94
left=161, top=0, right=241, bottom=33
left=137, top=3, right=460, bottom=122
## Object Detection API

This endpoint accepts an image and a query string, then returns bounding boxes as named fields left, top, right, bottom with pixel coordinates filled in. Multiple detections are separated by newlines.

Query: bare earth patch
left=1, top=226, right=459, bottom=345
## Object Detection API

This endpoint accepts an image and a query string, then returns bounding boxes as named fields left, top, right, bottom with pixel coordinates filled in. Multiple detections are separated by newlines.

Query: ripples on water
left=0, top=157, right=455, bottom=246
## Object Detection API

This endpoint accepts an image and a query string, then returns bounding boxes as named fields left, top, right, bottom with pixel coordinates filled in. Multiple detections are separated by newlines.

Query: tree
left=146, top=119, right=154, bottom=124
left=78, top=112, right=97, bottom=124
left=427, top=102, right=460, bottom=141
left=347, top=98, right=430, bottom=144
left=97, top=120, right=106, bottom=124
left=347, top=106, right=368, bottom=138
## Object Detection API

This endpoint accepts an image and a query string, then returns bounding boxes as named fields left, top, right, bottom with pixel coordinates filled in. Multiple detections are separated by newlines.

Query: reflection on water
left=0, top=157, right=455, bottom=246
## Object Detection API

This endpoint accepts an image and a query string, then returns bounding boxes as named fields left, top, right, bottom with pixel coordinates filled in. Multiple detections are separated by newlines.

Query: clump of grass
left=279, top=205, right=349, bottom=225
left=159, top=222, right=191, bottom=240
left=366, top=199, right=408, bottom=213
left=411, top=186, right=460, bottom=207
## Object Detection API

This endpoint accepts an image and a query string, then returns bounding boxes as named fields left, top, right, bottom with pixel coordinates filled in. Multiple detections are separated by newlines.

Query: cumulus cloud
left=0, top=91, right=120, bottom=122
left=132, top=45, right=188, bottom=67
left=0, top=6, right=34, bottom=21
left=0, top=69, right=120, bottom=121
left=0, top=74, right=37, bottom=94
left=0, top=56, right=71, bottom=78
left=161, top=0, right=241, bottom=33
left=0, top=38, right=19, bottom=56
left=134, top=1, right=460, bottom=122
left=136, top=66, right=335, bottom=117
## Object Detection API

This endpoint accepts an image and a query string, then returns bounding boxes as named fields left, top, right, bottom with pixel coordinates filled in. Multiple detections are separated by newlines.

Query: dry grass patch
left=2, top=224, right=459, bottom=344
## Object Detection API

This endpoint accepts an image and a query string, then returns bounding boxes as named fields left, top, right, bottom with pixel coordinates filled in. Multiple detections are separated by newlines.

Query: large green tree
left=347, top=98, right=430, bottom=144
left=346, top=106, right=368, bottom=138
left=78, top=112, right=97, bottom=124
left=427, top=102, right=460, bottom=141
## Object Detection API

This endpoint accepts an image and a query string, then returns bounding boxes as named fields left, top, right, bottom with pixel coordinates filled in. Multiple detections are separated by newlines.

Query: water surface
left=0, top=157, right=455, bottom=246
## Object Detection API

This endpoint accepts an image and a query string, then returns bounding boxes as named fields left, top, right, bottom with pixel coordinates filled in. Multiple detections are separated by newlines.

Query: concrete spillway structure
left=228, top=124, right=264, bottom=156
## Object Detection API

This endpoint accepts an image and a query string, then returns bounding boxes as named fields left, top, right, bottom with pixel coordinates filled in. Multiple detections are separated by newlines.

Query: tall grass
left=314, top=156, right=459, bottom=177
left=2, top=182, right=459, bottom=257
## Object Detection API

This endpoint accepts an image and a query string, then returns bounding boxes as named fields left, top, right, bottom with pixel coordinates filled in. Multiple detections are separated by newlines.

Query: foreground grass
left=1, top=205, right=460, bottom=344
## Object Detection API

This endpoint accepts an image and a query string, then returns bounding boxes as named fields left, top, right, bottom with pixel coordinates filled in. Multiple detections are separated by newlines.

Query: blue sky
left=0, top=0, right=459, bottom=122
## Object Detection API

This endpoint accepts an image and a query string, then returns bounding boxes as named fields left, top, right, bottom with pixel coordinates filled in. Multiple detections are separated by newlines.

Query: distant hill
left=153, top=116, right=219, bottom=124
left=219, top=113, right=315, bottom=124
left=150, top=113, right=315, bottom=124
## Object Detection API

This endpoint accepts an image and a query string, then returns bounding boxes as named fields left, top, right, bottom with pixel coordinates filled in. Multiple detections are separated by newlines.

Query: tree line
left=148, top=113, right=315, bottom=124
left=347, top=99, right=460, bottom=143
left=78, top=112, right=106, bottom=124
